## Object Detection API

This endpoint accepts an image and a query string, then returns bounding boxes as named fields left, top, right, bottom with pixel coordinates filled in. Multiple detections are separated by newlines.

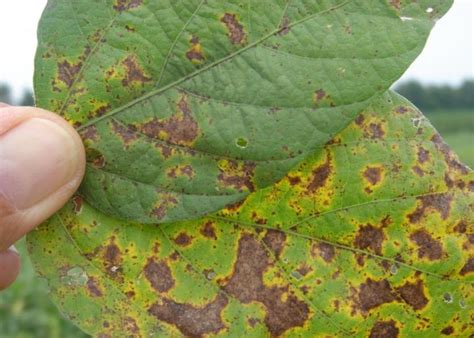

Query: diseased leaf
left=28, top=92, right=473, bottom=337
left=29, top=0, right=473, bottom=336
left=34, top=0, right=452, bottom=223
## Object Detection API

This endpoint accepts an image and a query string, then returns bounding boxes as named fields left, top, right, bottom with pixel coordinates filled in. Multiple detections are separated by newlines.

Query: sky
left=0, top=0, right=472, bottom=101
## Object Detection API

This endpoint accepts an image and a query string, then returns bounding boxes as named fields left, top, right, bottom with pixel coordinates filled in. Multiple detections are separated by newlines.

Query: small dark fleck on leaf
left=201, top=221, right=217, bottom=240
left=441, top=326, right=454, bottom=335
left=174, top=232, right=192, bottom=247
left=307, top=154, right=332, bottom=193
left=459, top=257, right=474, bottom=276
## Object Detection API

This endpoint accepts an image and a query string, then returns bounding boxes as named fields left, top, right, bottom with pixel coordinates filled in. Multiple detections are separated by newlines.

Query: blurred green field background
left=0, top=82, right=472, bottom=337
left=427, top=110, right=474, bottom=168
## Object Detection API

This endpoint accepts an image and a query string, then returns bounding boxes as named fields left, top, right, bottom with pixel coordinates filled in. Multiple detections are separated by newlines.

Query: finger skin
left=0, top=106, right=85, bottom=289
left=0, top=248, right=21, bottom=290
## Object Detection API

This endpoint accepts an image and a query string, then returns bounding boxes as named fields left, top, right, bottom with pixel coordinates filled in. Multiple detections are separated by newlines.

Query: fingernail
left=8, top=245, right=19, bottom=255
left=0, top=118, right=80, bottom=209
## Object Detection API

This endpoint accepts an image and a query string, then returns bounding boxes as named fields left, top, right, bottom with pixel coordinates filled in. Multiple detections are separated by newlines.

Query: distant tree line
left=395, top=79, right=473, bottom=112
left=0, top=83, right=34, bottom=106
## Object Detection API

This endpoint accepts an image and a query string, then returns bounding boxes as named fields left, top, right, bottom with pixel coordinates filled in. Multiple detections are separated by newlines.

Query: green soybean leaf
left=34, top=0, right=452, bottom=223
left=28, top=92, right=473, bottom=337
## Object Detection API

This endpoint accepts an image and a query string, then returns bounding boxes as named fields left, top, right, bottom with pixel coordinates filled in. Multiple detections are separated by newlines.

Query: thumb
left=0, top=105, right=85, bottom=252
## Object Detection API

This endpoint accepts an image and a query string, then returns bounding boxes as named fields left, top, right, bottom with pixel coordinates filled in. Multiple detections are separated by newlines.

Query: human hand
left=0, top=103, right=85, bottom=290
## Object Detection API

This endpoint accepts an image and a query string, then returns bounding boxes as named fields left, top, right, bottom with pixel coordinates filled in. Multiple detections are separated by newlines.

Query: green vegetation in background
left=0, top=239, right=89, bottom=338
left=426, top=110, right=474, bottom=134
left=0, top=83, right=34, bottom=106
left=396, top=79, right=473, bottom=111
left=426, top=110, right=474, bottom=168
left=394, top=79, right=474, bottom=168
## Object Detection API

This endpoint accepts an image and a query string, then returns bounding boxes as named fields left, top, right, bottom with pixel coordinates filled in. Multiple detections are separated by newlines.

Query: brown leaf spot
left=186, top=35, right=205, bottom=63
left=150, top=195, right=178, bottom=220
left=354, top=224, right=385, bottom=255
left=367, top=123, right=385, bottom=139
left=287, top=175, right=302, bottom=186
left=409, top=230, right=443, bottom=260
left=86, top=277, right=103, bottom=297
left=418, top=147, right=430, bottom=164
left=91, top=153, right=106, bottom=169
left=148, top=294, right=228, bottom=337
left=355, top=114, right=365, bottom=126
left=103, top=238, right=123, bottom=281
left=113, top=0, right=143, bottom=12
left=224, top=198, right=246, bottom=212
left=167, top=165, right=195, bottom=179
left=248, top=317, right=259, bottom=328
left=88, top=103, right=111, bottom=120
left=369, top=320, right=399, bottom=338
left=251, top=211, right=268, bottom=225
left=80, top=125, right=99, bottom=142
left=121, top=56, right=151, bottom=87
left=72, top=196, right=84, bottom=214
left=111, top=120, right=138, bottom=145
left=441, top=326, right=454, bottom=335
left=307, top=154, right=332, bottom=193
left=57, top=60, right=82, bottom=88
left=123, top=317, right=139, bottom=334
left=278, top=16, right=291, bottom=35
left=356, top=279, right=395, bottom=313
left=135, top=96, right=199, bottom=146
left=262, top=230, right=286, bottom=258
left=201, top=221, right=217, bottom=240
left=395, top=105, right=407, bottom=113
left=296, top=264, right=312, bottom=277
left=222, top=234, right=309, bottom=336
left=144, top=258, right=174, bottom=293
left=407, top=193, right=453, bottom=223
left=363, top=166, right=383, bottom=186
left=174, top=232, right=192, bottom=247
left=181, top=165, right=194, bottom=178
left=315, top=89, right=326, bottom=101
left=218, top=160, right=256, bottom=192
left=453, top=221, right=467, bottom=234
left=317, top=242, right=336, bottom=263
left=396, top=280, right=428, bottom=310
left=220, top=13, right=246, bottom=45
left=412, top=165, right=425, bottom=177
left=459, top=257, right=474, bottom=276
